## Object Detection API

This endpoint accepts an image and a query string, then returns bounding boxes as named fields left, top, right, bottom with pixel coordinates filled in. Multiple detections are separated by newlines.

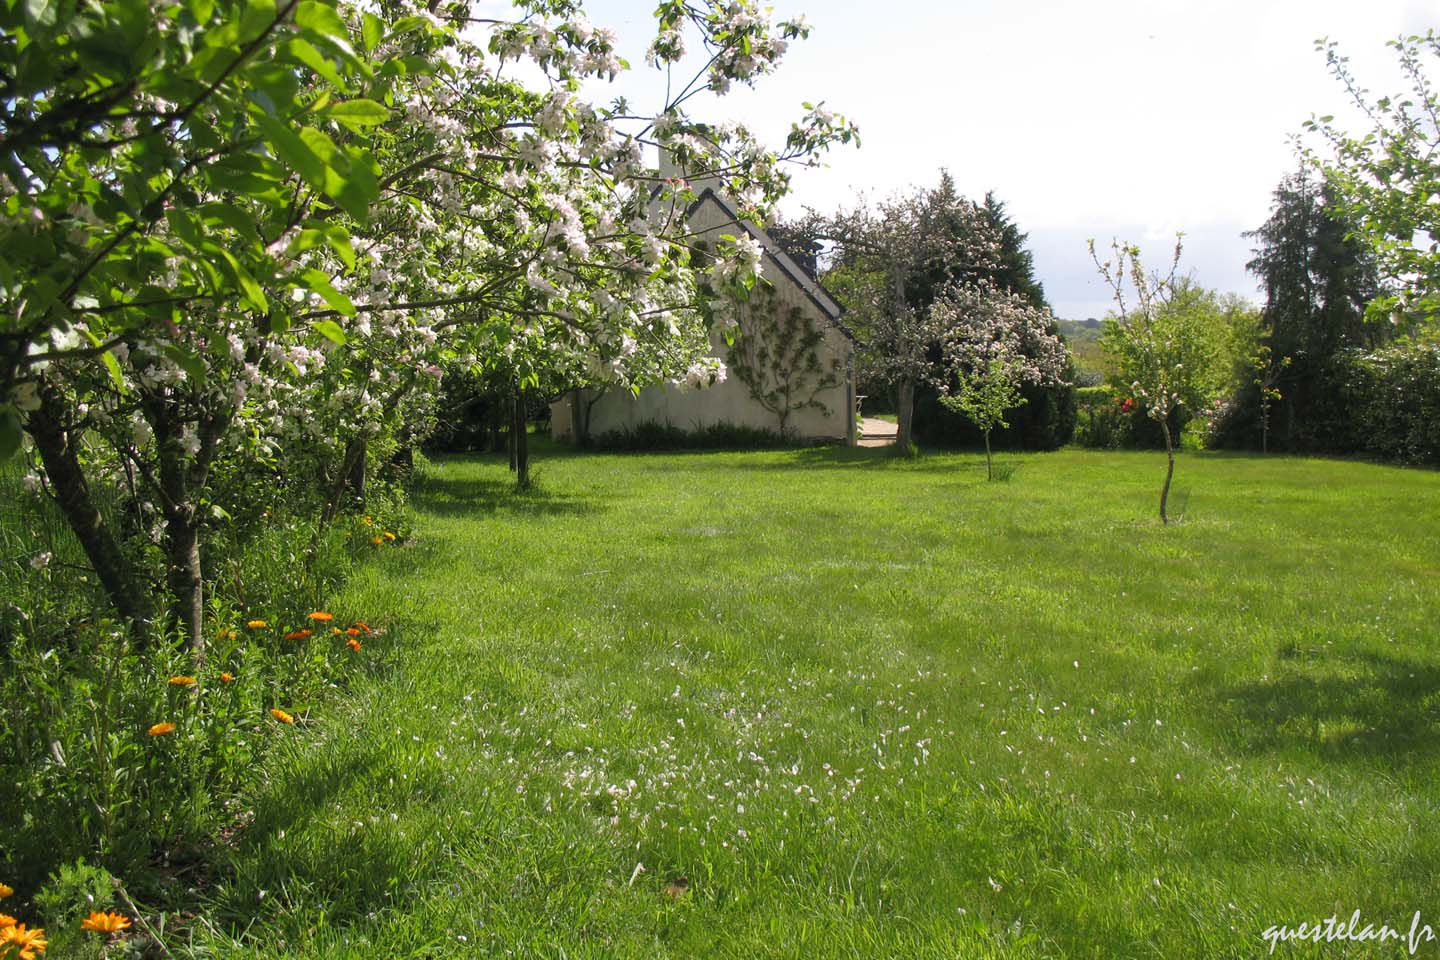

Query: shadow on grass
left=713, top=443, right=991, bottom=473
left=412, top=471, right=606, bottom=519
left=1212, top=650, right=1440, bottom=762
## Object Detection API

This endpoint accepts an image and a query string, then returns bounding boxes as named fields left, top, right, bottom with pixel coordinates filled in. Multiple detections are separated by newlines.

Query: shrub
left=1208, top=343, right=1440, bottom=465
left=1073, top=386, right=1188, bottom=450
left=1342, top=343, right=1440, bottom=465
left=912, top=377, right=1077, bottom=451
left=590, top=421, right=795, bottom=452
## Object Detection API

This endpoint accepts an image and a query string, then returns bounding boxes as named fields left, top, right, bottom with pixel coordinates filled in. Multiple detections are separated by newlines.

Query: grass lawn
left=197, top=443, right=1440, bottom=958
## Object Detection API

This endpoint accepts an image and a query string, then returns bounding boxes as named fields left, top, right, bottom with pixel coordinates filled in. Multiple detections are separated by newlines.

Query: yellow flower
left=307, top=611, right=334, bottom=622
left=0, top=923, right=47, bottom=959
left=0, top=912, right=15, bottom=928
left=0, top=884, right=11, bottom=899
left=168, top=675, right=195, bottom=686
left=148, top=722, right=176, bottom=737
left=371, top=535, right=384, bottom=546
left=220, top=672, right=236, bottom=683
left=270, top=708, right=294, bottom=725
left=383, top=531, right=396, bottom=541
left=80, top=911, right=131, bottom=933
left=362, top=516, right=373, bottom=526
left=217, top=629, right=237, bottom=642
left=246, top=619, right=267, bottom=630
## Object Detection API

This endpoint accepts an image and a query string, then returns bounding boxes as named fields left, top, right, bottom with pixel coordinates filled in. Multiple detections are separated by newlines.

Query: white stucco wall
left=551, top=193, right=855, bottom=444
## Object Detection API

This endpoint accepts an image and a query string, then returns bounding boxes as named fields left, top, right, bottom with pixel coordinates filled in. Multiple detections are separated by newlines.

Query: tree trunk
left=27, top=386, right=153, bottom=639
left=895, top=377, right=915, bottom=455
left=344, top=436, right=367, bottom=501
left=165, top=512, right=204, bottom=662
left=154, top=410, right=206, bottom=660
left=514, top=390, right=530, bottom=489
left=1159, top=418, right=1175, bottom=525
left=984, top=430, right=993, bottom=480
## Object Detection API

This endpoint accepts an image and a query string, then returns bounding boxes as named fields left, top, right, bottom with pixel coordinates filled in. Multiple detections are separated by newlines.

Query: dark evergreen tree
left=1218, top=168, right=1384, bottom=451
left=981, top=191, right=1049, bottom=311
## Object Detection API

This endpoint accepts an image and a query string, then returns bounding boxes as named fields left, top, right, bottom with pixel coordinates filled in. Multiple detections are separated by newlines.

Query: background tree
left=1305, top=31, right=1440, bottom=329
left=1231, top=168, right=1383, bottom=450
left=911, top=189, right=1076, bottom=450
left=816, top=174, right=1000, bottom=454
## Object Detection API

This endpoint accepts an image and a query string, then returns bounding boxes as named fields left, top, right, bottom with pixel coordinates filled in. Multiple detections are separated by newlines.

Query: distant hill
left=1055, top=318, right=1110, bottom=380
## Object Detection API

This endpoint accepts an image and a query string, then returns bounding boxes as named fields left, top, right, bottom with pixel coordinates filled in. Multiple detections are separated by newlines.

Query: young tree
left=1090, top=237, right=1207, bottom=524
left=931, top=281, right=1069, bottom=479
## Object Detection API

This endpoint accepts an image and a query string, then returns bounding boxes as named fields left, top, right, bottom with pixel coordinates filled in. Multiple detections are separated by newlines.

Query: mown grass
left=192, top=443, right=1440, bottom=958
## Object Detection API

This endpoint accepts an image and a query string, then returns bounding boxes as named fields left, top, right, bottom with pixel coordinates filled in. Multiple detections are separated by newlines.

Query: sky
left=563, top=0, right=1434, bottom=321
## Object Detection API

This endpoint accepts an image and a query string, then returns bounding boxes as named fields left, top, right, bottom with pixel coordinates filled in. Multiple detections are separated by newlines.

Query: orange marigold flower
left=2, top=923, right=47, bottom=958
left=346, top=638, right=362, bottom=652
left=0, top=913, right=15, bottom=928
left=371, top=535, right=384, bottom=546
left=383, top=531, right=396, bottom=541
left=345, top=626, right=361, bottom=637
left=270, top=708, right=294, bottom=724
left=147, top=722, right=176, bottom=737
left=80, top=911, right=131, bottom=933
left=220, top=672, right=236, bottom=683
left=168, top=675, right=195, bottom=686
left=307, top=611, right=334, bottom=622
left=282, top=629, right=312, bottom=641
left=0, top=883, right=11, bottom=899
left=353, top=621, right=371, bottom=634
left=246, top=619, right=267, bottom=630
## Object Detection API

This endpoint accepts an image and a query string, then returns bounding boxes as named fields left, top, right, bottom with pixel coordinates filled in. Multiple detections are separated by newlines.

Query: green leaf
left=284, top=36, right=349, bottom=91
left=198, top=202, right=260, bottom=243
left=255, top=113, right=327, bottom=191
left=294, top=1, right=354, bottom=55
left=326, top=98, right=390, bottom=132
left=100, top=349, right=126, bottom=394
left=23, top=0, right=57, bottom=29
left=322, top=224, right=355, bottom=270
left=82, top=327, right=127, bottom=394
left=299, top=268, right=355, bottom=316
left=0, top=407, right=21, bottom=463
left=215, top=247, right=270, bottom=314
left=163, top=344, right=207, bottom=385
left=313, top=319, right=347, bottom=345
left=361, top=12, right=383, bottom=52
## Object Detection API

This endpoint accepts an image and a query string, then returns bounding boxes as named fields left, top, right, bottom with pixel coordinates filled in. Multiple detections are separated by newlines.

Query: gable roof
left=685, top=188, right=854, bottom=341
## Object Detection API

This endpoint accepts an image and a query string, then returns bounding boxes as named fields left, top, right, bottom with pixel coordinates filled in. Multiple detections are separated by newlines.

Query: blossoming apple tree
left=1090, top=236, right=1209, bottom=524
left=931, top=281, right=1069, bottom=479
left=1, top=0, right=855, bottom=652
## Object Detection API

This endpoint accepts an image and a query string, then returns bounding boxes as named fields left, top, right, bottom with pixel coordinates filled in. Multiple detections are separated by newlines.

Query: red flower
left=1121, top=398, right=1136, bottom=413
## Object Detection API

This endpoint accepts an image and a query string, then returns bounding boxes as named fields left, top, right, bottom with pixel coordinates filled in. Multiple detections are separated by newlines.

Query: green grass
left=193, top=443, right=1440, bottom=958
